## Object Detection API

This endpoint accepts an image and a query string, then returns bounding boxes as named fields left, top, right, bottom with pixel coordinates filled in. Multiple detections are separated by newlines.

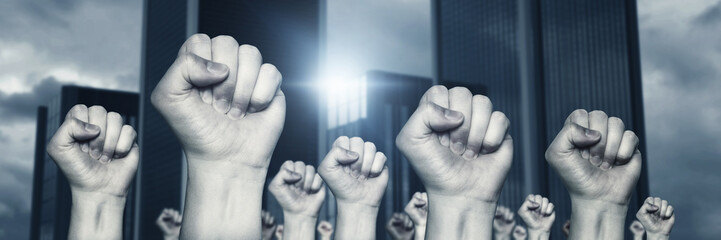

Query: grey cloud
left=0, top=77, right=63, bottom=123
left=694, top=1, right=721, bottom=25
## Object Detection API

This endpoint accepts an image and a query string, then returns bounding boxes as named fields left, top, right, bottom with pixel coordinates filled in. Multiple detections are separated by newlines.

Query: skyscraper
left=320, top=70, right=432, bottom=239
left=139, top=0, right=319, bottom=237
left=29, top=86, right=139, bottom=240
left=434, top=0, right=648, bottom=239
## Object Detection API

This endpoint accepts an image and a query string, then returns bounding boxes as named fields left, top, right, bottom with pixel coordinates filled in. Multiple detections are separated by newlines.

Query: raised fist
left=630, top=220, right=645, bottom=240
left=317, top=221, right=334, bottom=239
left=545, top=110, right=641, bottom=204
left=517, top=194, right=555, bottom=232
left=47, top=104, right=138, bottom=197
left=261, top=210, right=276, bottom=240
left=493, top=206, right=516, bottom=237
left=386, top=213, right=415, bottom=240
left=404, top=192, right=428, bottom=227
left=156, top=208, right=182, bottom=240
left=275, top=225, right=284, bottom=240
left=512, top=226, right=527, bottom=240
left=636, top=197, right=675, bottom=237
left=396, top=86, right=512, bottom=202
left=151, top=34, right=285, bottom=171
left=269, top=160, right=326, bottom=217
left=318, top=136, right=388, bottom=207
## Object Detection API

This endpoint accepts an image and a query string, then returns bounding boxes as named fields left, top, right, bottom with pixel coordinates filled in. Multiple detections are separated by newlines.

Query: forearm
left=646, top=233, right=669, bottom=240
left=633, top=235, right=644, bottom=240
left=414, top=225, right=426, bottom=240
left=426, top=194, right=496, bottom=240
left=320, top=236, right=332, bottom=240
left=180, top=160, right=267, bottom=239
left=568, top=198, right=628, bottom=240
left=493, top=234, right=511, bottom=240
left=69, top=191, right=126, bottom=240
left=335, top=202, right=379, bottom=239
left=282, top=213, right=317, bottom=240
left=527, top=230, right=550, bottom=240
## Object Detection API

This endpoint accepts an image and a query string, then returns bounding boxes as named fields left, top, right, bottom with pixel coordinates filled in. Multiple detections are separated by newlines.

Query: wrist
left=426, top=193, right=496, bottom=240
left=69, top=191, right=126, bottom=240
left=493, top=233, right=511, bottom=240
left=282, top=213, right=317, bottom=240
left=646, top=232, right=670, bottom=240
left=569, top=197, right=628, bottom=240
left=527, top=229, right=550, bottom=240
left=335, top=201, right=379, bottom=239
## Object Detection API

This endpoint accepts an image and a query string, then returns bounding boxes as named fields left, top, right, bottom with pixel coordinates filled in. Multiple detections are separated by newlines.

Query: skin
left=156, top=208, right=182, bottom=240
left=269, top=160, right=326, bottom=240
left=151, top=34, right=285, bottom=239
left=404, top=192, right=428, bottom=240
left=630, top=220, right=645, bottom=240
left=316, top=221, right=334, bottom=240
left=562, top=220, right=570, bottom=238
left=261, top=210, right=276, bottom=240
left=517, top=194, right=555, bottom=240
left=545, top=110, right=641, bottom=240
left=46, top=104, right=139, bottom=240
left=512, top=226, right=527, bottom=240
left=493, top=206, right=516, bottom=240
left=386, top=213, right=415, bottom=240
left=396, top=86, right=513, bottom=240
left=317, top=136, right=389, bottom=240
left=275, top=225, right=283, bottom=240
left=636, top=197, right=675, bottom=240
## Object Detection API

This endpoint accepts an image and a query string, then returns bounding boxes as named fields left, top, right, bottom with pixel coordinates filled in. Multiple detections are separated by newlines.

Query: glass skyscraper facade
left=29, top=86, right=139, bottom=240
left=435, top=0, right=648, bottom=239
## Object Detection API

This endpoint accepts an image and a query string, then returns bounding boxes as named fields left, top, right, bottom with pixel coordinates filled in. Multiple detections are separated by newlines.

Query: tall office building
left=434, top=0, right=648, bottom=239
left=320, top=71, right=431, bottom=239
left=29, top=86, right=139, bottom=240
left=139, top=0, right=319, bottom=237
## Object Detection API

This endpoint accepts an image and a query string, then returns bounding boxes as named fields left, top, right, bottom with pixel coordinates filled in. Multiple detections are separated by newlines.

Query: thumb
left=399, top=101, right=463, bottom=140
left=153, top=52, right=229, bottom=101
left=47, top=118, right=100, bottom=154
left=548, top=122, right=601, bottom=156
left=271, top=161, right=302, bottom=187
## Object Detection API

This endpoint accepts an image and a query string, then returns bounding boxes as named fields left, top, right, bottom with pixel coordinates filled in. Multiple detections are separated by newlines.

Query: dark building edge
left=29, top=107, right=48, bottom=240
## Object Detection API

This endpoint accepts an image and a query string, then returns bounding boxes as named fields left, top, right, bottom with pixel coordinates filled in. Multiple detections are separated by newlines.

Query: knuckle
left=188, top=33, right=210, bottom=43
left=350, top=136, right=363, bottom=143
left=428, top=85, right=448, bottom=94
left=107, top=112, right=122, bottom=121
left=589, top=110, right=608, bottom=118
left=212, top=35, right=238, bottom=45
left=239, top=44, right=261, bottom=56
left=449, top=86, right=472, bottom=96
left=88, top=105, right=107, bottom=113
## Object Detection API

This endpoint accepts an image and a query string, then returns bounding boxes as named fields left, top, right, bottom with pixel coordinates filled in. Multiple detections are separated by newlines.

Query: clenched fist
left=629, top=220, right=645, bottom=240
left=156, top=209, right=182, bottom=240
left=46, top=104, right=138, bottom=240
left=317, top=221, right=334, bottom=240
left=493, top=206, right=516, bottom=240
left=512, top=226, right=527, bottom=240
left=546, top=110, right=642, bottom=239
left=397, top=86, right=512, bottom=239
left=404, top=192, right=428, bottom=240
left=269, top=160, right=325, bottom=240
left=636, top=197, right=674, bottom=239
left=386, top=213, right=415, bottom=240
left=517, top=195, right=555, bottom=240
left=261, top=210, right=276, bottom=240
left=270, top=160, right=326, bottom=217
left=318, top=136, right=388, bottom=239
left=152, top=34, right=285, bottom=239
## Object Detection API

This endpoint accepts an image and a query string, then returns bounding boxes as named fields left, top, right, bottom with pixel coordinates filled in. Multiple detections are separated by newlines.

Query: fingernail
left=213, top=99, right=230, bottom=113
left=444, top=109, right=462, bottom=120
left=590, top=156, right=602, bottom=166
left=451, top=142, right=464, bottom=154
left=80, top=143, right=89, bottom=153
left=90, top=149, right=101, bottom=159
left=462, top=149, right=476, bottom=159
left=584, top=128, right=600, bottom=138
left=600, top=162, right=611, bottom=170
left=201, top=90, right=213, bottom=103
left=206, top=61, right=228, bottom=75
left=84, top=123, right=99, bottom=132
left=99, top=155, right=110, bottom=163
left=228, top=107, right=243, bottom=119
left=440, top=134, right=450, bottom=146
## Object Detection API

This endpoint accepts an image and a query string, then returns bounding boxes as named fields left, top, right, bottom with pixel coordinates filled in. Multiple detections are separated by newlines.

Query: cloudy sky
left=0, top=0, right=719, bottom=239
